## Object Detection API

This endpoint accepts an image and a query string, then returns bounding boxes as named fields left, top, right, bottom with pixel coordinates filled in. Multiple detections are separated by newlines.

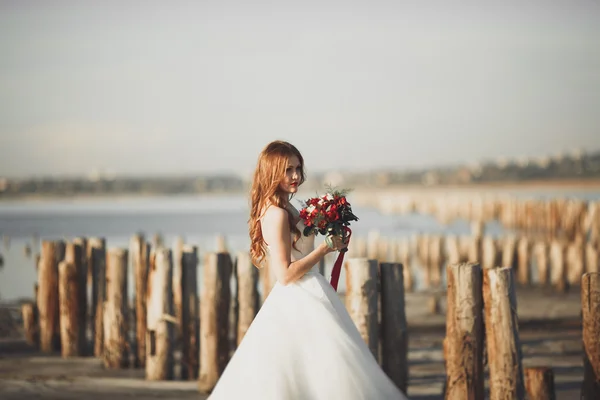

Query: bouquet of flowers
left=298, top=186, right=359, bottom=291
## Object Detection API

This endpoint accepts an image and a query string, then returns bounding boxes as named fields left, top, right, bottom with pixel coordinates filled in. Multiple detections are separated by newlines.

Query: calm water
left=1, top=188, right=598, bottom=301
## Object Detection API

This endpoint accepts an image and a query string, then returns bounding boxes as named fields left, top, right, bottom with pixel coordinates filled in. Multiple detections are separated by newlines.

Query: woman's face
left=279, top=155, right=301, bottom=194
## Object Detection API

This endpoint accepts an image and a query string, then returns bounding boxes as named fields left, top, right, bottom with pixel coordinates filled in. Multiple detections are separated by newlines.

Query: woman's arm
left=261, top=205, right=338, bottom=285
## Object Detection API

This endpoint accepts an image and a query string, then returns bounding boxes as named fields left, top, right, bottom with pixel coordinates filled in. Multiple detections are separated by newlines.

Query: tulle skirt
left=207, top=269, right=408, bottom=400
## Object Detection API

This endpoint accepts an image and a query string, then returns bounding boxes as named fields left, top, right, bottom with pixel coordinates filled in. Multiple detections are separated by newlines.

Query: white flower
left=307, top=205, right=316, bottom=213
left=325, top=193, right=334, bottom=200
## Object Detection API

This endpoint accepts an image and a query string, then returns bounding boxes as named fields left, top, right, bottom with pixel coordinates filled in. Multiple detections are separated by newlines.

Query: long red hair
left=249, top=140, right=306, bottom=268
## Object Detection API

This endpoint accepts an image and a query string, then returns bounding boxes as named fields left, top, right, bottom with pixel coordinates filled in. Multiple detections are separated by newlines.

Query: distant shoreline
left=0, top=178, right=599, bottom=204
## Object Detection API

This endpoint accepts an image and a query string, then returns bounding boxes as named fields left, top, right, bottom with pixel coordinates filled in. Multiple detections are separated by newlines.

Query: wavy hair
left=249, top=140, right=306, bottom=268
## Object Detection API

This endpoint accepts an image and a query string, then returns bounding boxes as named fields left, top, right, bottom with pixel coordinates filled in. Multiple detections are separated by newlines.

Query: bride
left=207, top=140, right=409, bottom=400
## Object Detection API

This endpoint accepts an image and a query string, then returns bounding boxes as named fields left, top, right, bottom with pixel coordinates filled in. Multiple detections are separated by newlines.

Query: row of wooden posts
left=347, top=226, right=600, bottom=295
left=370, top=195, right=600, bottom=243
left=19, top=232, right=600, bottom=398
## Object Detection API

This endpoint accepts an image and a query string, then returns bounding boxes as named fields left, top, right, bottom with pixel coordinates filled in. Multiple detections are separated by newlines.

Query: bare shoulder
left=261, top=204, right=288, bottom=228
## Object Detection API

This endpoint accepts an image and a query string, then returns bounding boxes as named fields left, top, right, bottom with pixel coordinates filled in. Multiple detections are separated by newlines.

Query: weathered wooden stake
left=58, top=260, right=85, bottom=357
left=525, top=367, right=556, bottom=400
left=131, top=235, right=150, bottom=368
left=236, top=251, right=259, bottom=346
left=103, top=248, right=129, bottom=369
left=345, top=258, right=379, bottom=360
left=483, top=266, right=525, bottom=400
left=21, top=301, right=39, bottom=348
left=88, top=237, right=106, bottom=358
left=64, top=242, right=86, bottom=355
left=198, top=252, right=233, bottom=393
left=586, top=243, right=599, bottom=274
left=534, top=241, right=550, bottom=286
left=566, top=241, right=585, bottom=286
left=581, top=272, right=600, bottom=399
left=379, top=262, right=408, bottom=393
left=37, top=240, right=61, bottom=352
left=181, top=245, right=199, bottom=380
left=550, top=240, right=569, bottom=293
left=517, top=237, right=531, bottom=285
left=146, top=247, right=175, bottom=380
left=444, top=262, right=484, bottom=400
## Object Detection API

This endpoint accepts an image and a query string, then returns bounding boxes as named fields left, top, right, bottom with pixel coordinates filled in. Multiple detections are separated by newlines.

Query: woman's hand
left=323, top=234, right=348, bottom=253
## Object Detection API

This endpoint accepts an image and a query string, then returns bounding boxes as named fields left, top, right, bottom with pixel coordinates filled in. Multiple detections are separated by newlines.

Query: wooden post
left=417, top=235, right=431, bottom=289
left=379, top=262, right=408, bottom=393
left=88, top=237, right=106, bottom=358
left=345, top=258, right=379, bottom=360
left=566, top=241, right=585, bottom=286
left=198, top=252, right=233, bottom=393
left=37, top=240, right=61, bottom=352
left=429, top=236, right=443, bottom=289
left=517, top=237, right=531, bottom=286
left=444, top=262, right=484, bottom=400
left=21, top=301, right=39, bottom=348
left=586, top=243, right=599, bottom=274
left=525, top=367, right=556, bottom=400
left=58, top=260, right=85, bottom=357
left=502, top=236, right=517, bottom=269
left=398, top=239, right=413, bottom=292
left=534, top=241, right=550, bottom=286
left=130, top=235, right=150, bottom=368
left=581, top=272, right=600, bottom=399
left=146, top=247, right=175, bottom=380
left=483, top=266, right=525, bottom=400
left=236, top=251, right=259, bottom=346
left=482, top=236, right=500, bottom=269
left=103, top=248, right=129, bottom=369
left=172, top=236, right=185, bottom=342
left=550, top=240, right=569, bottom=293
left=64, top=242, right=86, bottom=355
left=181, top=245, right=199, bottom=380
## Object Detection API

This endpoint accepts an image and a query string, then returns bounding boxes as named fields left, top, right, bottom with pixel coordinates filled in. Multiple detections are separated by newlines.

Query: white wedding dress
left=208, top=220, right=409, bottom=400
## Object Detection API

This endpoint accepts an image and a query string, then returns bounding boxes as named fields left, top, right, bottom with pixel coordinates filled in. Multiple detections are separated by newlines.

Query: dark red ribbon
left=329, top=227, right=352, bottom=292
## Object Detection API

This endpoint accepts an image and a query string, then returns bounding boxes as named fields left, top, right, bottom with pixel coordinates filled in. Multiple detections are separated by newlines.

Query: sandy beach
left=0, top=286, right=586, bottom=400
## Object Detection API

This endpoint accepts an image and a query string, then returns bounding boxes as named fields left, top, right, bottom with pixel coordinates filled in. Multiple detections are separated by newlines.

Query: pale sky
left=1, top=0, right=599, bottom=178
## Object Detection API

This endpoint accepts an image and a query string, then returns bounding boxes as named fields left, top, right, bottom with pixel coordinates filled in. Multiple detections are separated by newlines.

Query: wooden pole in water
left=586, top=243, right=599, bottom=274
left=429, top=236, right=443, bottom=289
left=534, top=241, right=550, bottom=286
left=517, top=236, right=531, bottom=286
left=131, top=235, right=150, bottom=368
left=58, top=260, right=85, bottom=357
left=345, top=258, right=379, bottom=360
left=88, top=237, right=106, bottom=358
left=146, top=247, right=175, bottom=381
left=502, top=236, right=517, bottom=269
left=483, top=266, right=525, bottom=400
left=198, top=252, right=233, bottom=393
left=581, top=272, right=600, bottom=399
left=550, top=240, right=569, bottom=293
left=64, top=242, right=86, bottom=355
left=379, top=262, right=408, bottom=393
left=444, top=262, right=484, bottom=400
left=525, top=367, right=556, bottom=400
left=567, top=241, right=585, bottom=286
left=181, top=245, right=199, bottom=380
left=103, top=248, right=129, bottom=369
left=236, top=251, right=259, bottom=346
left=21, top=301, right=39, bottom=349
left=482, top=236, right=499, bottom=270
left=38, top=240, right=61, bottom=353
left=172, top=236, right=185, bottom=346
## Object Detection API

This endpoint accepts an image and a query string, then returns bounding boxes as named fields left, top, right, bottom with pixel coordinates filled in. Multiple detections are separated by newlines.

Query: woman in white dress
left=208, top=140, right=409, bottom=400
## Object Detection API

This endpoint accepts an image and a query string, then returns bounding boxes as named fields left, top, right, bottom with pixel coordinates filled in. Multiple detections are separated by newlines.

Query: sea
left=1, top=187, right=599, bottom=301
